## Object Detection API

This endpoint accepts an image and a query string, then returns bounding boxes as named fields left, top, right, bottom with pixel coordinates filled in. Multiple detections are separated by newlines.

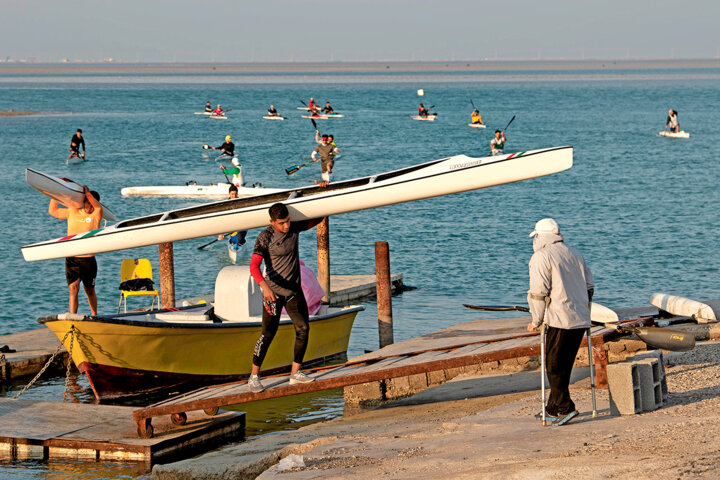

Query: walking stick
left=540, top=323, right=548, bottom=427
left=586, top=328, right=598, bottom=417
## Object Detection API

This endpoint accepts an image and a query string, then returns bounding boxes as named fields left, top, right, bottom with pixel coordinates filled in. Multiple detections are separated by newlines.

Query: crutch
left=586, top=327, right=598, bottom=417
left=540, top=323, right=548, bottom=426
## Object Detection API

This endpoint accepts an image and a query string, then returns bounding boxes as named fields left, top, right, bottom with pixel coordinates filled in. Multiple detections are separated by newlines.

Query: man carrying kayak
left=471, top=109, right=484, bottom=125
left=312, top=131, right=339, bottom=185
left=204, top=101, right=212, bottom=113
left=219, top=157, right=243, bottom=187
left=418, top=103, right=430, bottom=118
left=212, top=135, right=235, bottom=159
left=322, top=101, right=334, bottom=114
left=267, top=104, right=280, bottom=117
left=526, top=218, right=594, bottom=425
left=69, top=129, right=86, bottom=160
left=665, top=109, right=680, bottom=133
left=490, top=130, right=506, bottom=156
left=247, top=202, right=324, bottom=393
left=49, top=185, right=103, bottom=316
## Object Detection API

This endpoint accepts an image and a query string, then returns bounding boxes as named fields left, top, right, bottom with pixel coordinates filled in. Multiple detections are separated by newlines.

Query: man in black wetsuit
left=69, top=129, right=85, bottom=159
left=247, top=203, right=324, bottom=393
left=212, top=135, right=235, bottom=159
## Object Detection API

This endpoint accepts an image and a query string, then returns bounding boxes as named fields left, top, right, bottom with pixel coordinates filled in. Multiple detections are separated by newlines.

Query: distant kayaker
left=666, top=109, right=680, bottom=133
left=247, top=203, right=325, bottom=393
left=212, top=135, right=235, bottom=158
left=218, top=185, right=247, bottom=246
left=204, top=101, right=212, bottom=113
left=312, top=131, right=339, bottom=184
left=526, top=218, right=594, bottom=425
left=48, top=186, right=103, bottom=316
left=308, top=97, right=319, bottom=112
left=212, top=104, right=224, bottom=116
left=471, top=109, right=484, bottom=125
left=322, top=101, right=334, bottom=114
left=69, top=129, right=85, bottom=159
left=218, top=157, right=243, bottom=186
left=267, top=104, right=280, bottom=117
left=418, top=103, right=430, bottom=118
left=490, top=130, right=506, bottom=156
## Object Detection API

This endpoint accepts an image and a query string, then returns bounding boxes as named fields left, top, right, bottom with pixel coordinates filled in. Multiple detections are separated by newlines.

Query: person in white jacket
left=526, top=218, right=594, bottom=421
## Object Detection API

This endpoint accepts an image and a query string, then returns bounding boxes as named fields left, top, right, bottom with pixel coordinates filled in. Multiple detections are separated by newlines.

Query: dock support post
left=375, top=241, right=394, bottom=348
left=158, top=242, right=175, bottom=309
left=317, top=217, right=330, bottom=303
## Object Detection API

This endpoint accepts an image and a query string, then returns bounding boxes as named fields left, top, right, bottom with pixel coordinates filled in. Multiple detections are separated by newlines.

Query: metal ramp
left=132, top=316, right=654, bottom=438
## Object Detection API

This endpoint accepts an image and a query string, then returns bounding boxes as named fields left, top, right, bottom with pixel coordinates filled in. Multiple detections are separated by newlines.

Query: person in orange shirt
left=48, top=186, right=103, bottom=315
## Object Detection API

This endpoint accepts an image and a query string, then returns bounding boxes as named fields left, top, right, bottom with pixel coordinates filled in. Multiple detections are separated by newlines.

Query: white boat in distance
left=658, top=130, right=690, bottom=139
left=468, top=123, right=487, bottom=129
left=412, top=115, right=437, bottom=121
left=21, top=146, right=573, bottom=261
left=262, top=116, right=285, bottom=120
left=121, top=183, right=285, bottom=198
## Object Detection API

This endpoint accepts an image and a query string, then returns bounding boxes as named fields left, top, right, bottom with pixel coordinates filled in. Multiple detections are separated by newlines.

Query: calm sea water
left=1, top=66, right=719, bottom=478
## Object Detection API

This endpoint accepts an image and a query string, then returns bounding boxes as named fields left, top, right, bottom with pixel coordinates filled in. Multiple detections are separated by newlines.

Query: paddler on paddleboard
left=212, top=104, right=225, bottom=116
left=204, top=101, right=212, bottom=113
left=322, top=101, right=334, bottom=114
left=526, top=218, right=594, bottom=425
left=471, top=109, right=484, bottom=125
left=267, top=104, right=281, bottom=117
left=418, top=103, right=430, bottom=118
left=48, top=185, right=103, bottom=316
left=308, top=97, right=319, bottom=113
left=490, top=129, right=506, bottom=156
left=665, top=108, right=680, bottom=133
left=312, top=130, right=339, bottom=186
left=69, top=128, right=86, bottom=160
left=212, top=135, right=235, bottom=160
left=218, top=157, right=243, bottom=187
left=247, top=203, right=324, bottom=393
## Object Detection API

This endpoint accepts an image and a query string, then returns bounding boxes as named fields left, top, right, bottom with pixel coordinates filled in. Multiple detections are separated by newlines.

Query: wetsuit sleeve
left=250, top=254, right=265, bottom=285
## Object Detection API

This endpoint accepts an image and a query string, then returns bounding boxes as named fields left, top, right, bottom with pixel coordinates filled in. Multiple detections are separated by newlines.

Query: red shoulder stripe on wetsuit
left=250, top=254, right=265, bottom=285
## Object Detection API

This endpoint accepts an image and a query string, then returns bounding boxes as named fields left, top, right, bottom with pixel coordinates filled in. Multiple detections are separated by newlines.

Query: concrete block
left=426, top=370, right=446, bottom=387
left=407, top=373, right=428, bottom=391
left=385, top=376, right=412, bottom=399
left=626, top=351, right=668, bottom=402
left=607, top=363, right=642, bottom=415
left=635, top=362, right=659, bottom=412
left=343, top=381, right=383, bottom=405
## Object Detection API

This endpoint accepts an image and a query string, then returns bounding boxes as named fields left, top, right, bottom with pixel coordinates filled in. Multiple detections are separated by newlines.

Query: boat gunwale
left=38, top=304, right=365, bottom=329
left=21, top=146, right=571, bottom=251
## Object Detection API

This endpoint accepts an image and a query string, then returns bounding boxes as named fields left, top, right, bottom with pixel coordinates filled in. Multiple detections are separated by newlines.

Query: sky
left=1, top=0, right=719, bottom=63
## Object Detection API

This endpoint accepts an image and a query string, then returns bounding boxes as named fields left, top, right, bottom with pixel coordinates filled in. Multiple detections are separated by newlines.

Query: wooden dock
left=0, top=273, right=405, bottom=383
left=0, top=398, right=244, bottom=464
left=130, top=314, right=654, bottom=438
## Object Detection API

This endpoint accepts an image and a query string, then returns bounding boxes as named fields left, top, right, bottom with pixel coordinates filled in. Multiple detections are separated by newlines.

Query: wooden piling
left=158, top=242, right=175, bottom=309
left=375, top=241, right=394, bottom=348
left=317, top=217, right=330, bottom=303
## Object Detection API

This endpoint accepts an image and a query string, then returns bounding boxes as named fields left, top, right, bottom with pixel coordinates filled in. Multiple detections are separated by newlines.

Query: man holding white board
left=48, top=186, right=103, bottom=316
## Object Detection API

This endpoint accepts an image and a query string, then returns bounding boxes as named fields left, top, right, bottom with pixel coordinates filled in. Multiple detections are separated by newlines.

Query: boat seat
left=117, top=258, right=161, bottom=313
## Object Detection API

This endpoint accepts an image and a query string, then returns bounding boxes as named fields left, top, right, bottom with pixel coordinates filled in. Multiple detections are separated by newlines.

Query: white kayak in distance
left=227, top=236, right=247, bottom=263
left=262, top=115, right=286, bottom=120
left=658, top=130, right=690, bottom=138
left=468, top=123, right=487, bottom=129
left=121, top=183, right=285, bottom=198
left=412, top=115, right=437, bottom=121
left=194, top=112, right=213, bottom=116
left=207, top=115, right=228, bottom=120
left=26, top=168, right=117, bottom=221
left=21, top=146, right=573, bottom=261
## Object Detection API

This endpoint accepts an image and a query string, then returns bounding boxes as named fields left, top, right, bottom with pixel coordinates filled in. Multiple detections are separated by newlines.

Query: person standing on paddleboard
left=48, top=186, right=103, bottom=316
left=526, top=218, right=594, bottom=425
left=666, top=109, right=680, bottom=133
left=312, top=131, right=338, bottom=185
left=69, top=129, right=85, bottom=159
left=490, top=130, right=506, bottom=156
left=247, top=203, right=325, bottom=393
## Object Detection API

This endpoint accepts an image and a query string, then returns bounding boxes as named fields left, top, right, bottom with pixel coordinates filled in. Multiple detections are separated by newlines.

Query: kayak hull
left=412, top=115, right=437, bottom=121
left=658, top=131, right=689, bottom=138
left=262, top=116, right=285, bottom=120
left=120, top=183, right=285, bottom=198
left=468, top=123, right=487, bottom=129
left=22, top=146, right=573, bottom=261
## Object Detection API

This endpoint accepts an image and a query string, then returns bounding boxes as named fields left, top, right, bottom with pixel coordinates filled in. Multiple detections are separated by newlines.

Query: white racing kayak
left=26, top=168, right=117, bottom=221
left=658, top=130, right=690, bottom=138
left=227, top=238, right=247, bottom=263
left=207, top=115, right=228, bottom=120
left=468, top=123, right=487, bottom=129
left=301, top=115, right=329, bottom=119
left=121, top=183, right=285, bottom=198
left=412, top=115, right=437, bottom=121
left=194, top=112, right=213, bottom=116
left=22, top=146, right=573, bottom=261
left=262, top=116, right=285, bottom=120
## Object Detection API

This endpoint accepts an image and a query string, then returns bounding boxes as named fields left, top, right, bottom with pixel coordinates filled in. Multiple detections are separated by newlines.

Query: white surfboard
left=650, top=293, right=717, bottom=323
left=26, top=168, right=117, bottom=221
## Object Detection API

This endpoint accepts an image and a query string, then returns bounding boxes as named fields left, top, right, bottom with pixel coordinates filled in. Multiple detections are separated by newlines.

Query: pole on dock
left=158, top=242, right=175, bottom=309
left=317, top=217, right=330, bottom=303
left=375, top=241, right=394, bottom=348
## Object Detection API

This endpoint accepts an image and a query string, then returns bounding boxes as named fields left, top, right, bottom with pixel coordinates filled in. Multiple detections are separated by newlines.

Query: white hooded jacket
left=527, top=233, right=594, bottom=330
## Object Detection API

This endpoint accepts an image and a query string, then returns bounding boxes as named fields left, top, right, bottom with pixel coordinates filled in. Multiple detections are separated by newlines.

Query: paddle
left=198, top=238, right=219, bottom=250
left=502, top=115, right=516, bottom=133
left=470, top=99, right=477, bottom=110
left=202, top=144, right=210, bottom=150
left=285, top=119, right=322, bottom=175
left=462, top=304, right=695, bottom=352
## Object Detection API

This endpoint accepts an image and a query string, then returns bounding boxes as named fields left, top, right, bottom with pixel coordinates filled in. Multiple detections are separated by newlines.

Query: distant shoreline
left=0, top=58, right=719, bottom=75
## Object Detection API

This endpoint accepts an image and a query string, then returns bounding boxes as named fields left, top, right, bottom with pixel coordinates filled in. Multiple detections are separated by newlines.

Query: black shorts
left=65, top=256, right=97, bottom=288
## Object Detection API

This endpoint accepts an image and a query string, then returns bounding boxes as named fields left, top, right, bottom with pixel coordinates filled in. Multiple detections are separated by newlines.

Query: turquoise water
left=1, top=66, right=719, bottom=477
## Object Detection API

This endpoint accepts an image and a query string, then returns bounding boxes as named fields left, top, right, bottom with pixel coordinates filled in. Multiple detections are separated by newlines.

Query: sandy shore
left=0, top=58, right=719, bottom=75
left=152, top=337, right=720, bottom=480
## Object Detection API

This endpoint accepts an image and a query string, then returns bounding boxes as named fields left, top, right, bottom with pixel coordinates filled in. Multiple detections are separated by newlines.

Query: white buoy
left=417, top=89, right=424, bottom=96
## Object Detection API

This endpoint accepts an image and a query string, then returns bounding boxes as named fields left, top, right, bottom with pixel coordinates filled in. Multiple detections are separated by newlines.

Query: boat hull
left=41, top=306, right=362, bottom=400
left=120, top=183, right=285, bottom=198
left=22, top=147, right=573, bottom=261
left=658, top=131, right=689, bottom=138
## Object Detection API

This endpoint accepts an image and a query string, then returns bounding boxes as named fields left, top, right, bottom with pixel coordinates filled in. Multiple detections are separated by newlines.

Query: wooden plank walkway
left=0, top=398, right=244, bottom=463
left=131, top=315, right=654, bottom=438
